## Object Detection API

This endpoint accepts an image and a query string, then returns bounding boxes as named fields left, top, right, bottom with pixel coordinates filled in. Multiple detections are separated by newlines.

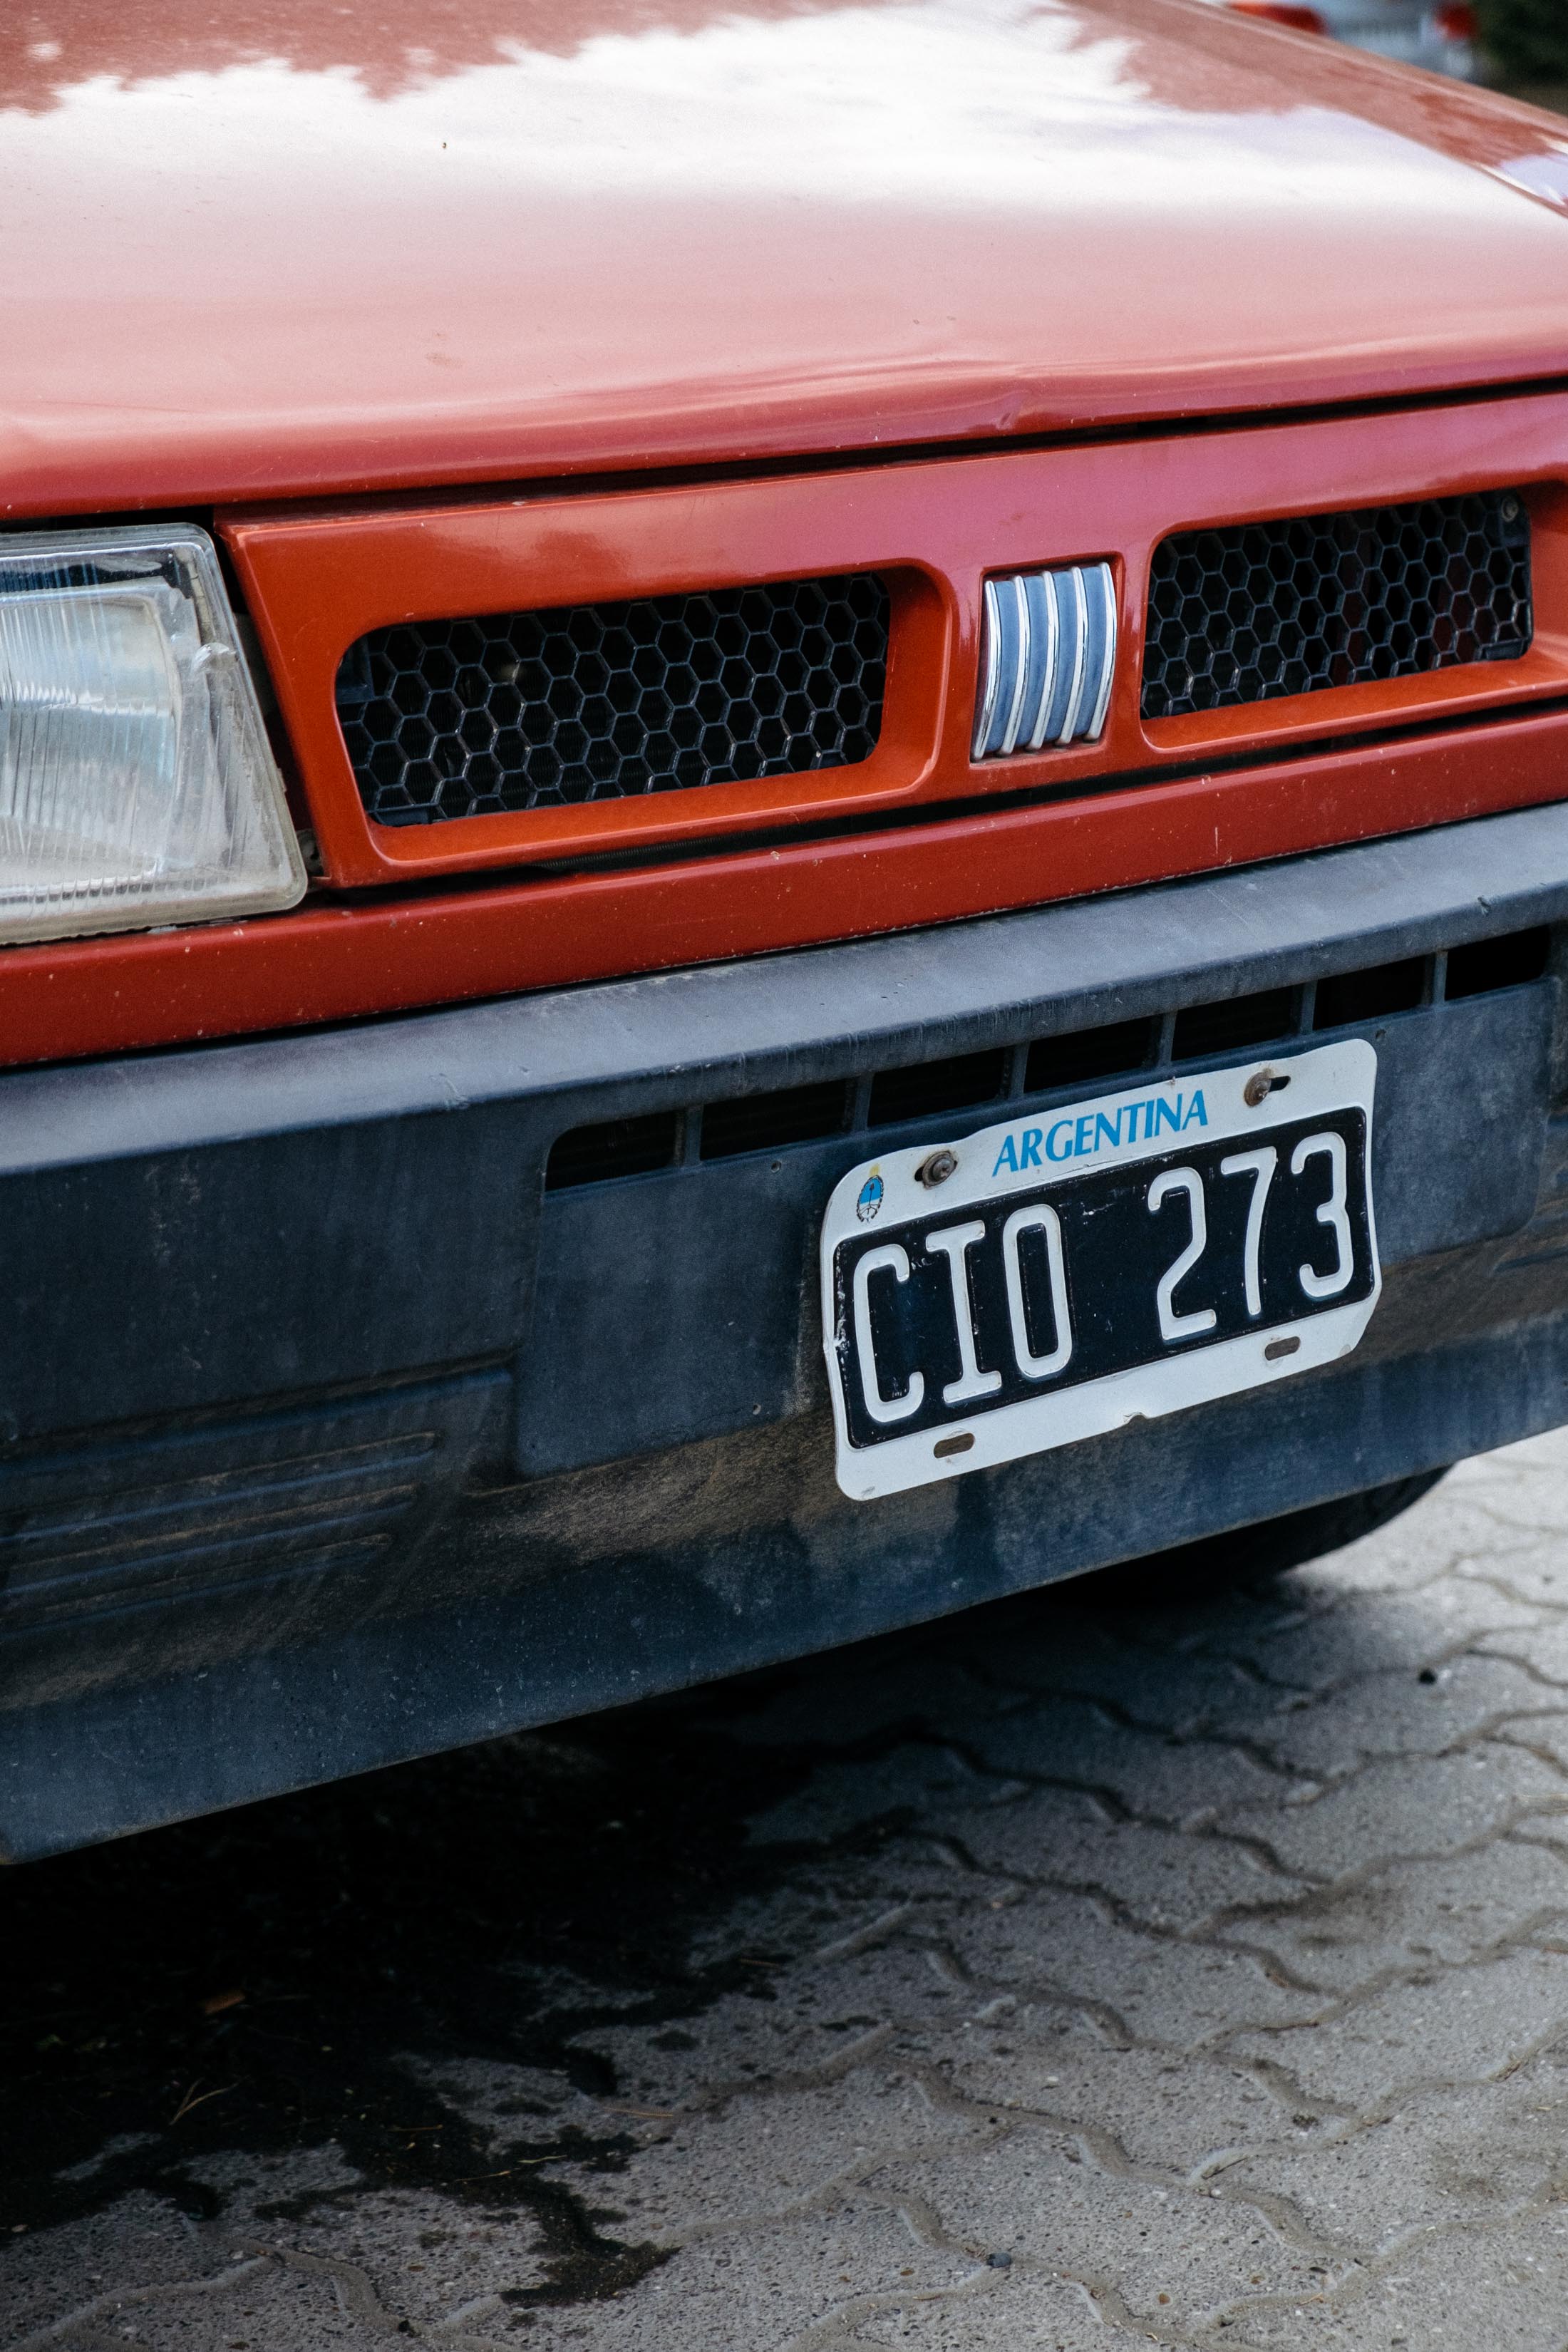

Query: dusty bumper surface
left=5, top=1440, right=1568, bottom=2348
left=4, top=803, right=1568, bottom=1854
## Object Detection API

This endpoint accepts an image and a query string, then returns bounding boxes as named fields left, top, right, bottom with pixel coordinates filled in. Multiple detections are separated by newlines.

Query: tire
left=1073, top=1468, right=1449, bottom=1609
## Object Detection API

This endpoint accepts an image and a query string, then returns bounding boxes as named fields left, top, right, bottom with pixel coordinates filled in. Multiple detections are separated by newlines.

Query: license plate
left=821, top=1040, right=1380, bottom=1501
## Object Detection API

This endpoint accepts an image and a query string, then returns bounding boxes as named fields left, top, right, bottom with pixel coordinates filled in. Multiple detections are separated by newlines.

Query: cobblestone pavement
left=8, top=1434, right=1568, bottom=2350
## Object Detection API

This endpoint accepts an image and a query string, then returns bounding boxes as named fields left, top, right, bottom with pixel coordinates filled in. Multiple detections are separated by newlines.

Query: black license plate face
left=820, top=1043, right=1381, bottom=1500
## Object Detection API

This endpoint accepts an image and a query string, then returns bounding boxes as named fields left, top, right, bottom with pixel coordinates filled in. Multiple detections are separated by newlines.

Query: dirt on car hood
left=4, top=0, right=1568, bottom=514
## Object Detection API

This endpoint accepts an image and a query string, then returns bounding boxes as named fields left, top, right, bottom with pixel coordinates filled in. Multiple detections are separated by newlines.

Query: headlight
left=0, top=523, right=306, bottom=944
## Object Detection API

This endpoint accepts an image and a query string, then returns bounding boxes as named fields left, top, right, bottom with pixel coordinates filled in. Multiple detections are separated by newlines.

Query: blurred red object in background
left=1227, top=2, right=1327, bottom=29
left=1222, top=1, right=1326, bottom=28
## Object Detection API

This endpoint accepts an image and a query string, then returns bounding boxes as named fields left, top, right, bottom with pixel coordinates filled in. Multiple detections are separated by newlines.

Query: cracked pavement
left=8, top=1433, right=1568, bottom=2348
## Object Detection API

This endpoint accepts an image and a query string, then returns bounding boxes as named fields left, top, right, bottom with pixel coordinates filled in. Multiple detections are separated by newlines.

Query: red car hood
left=4, top=0, right=1568, bottom=514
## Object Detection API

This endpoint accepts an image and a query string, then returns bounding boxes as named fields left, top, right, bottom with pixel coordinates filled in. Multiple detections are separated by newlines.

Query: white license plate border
left=820, top=1038, right=1381, bottom=1502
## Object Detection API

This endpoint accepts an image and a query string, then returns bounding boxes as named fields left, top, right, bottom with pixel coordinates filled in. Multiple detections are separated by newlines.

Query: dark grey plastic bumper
left=5, top=800, right=1568, bottom=1857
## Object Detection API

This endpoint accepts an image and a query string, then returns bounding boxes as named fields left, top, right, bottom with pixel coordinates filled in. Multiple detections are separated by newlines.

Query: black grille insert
left=337, top=575, right=890, bottom=827
left=1142, top=491, right=1532, bottom=720
left=541, top=924, right=1552, bottom=1187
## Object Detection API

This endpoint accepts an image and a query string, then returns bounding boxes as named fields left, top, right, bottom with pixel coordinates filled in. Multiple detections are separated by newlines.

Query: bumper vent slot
left=1313, top=957, right=1427, bottom=1028
left=1025, top=1018, right=1156, bottom=1094
left=336, top=575, right=889, bottom=827
left=1141, top=490, right=1532, bottom=720
left=546, top=1111, right=681, bottom=1190
left=868, top=1049, right=1009, bottom=1128
left=1445, top=925, right=1549, bottom=1001
left=1172, top=986, right=1299, bottom=1063
left=701, top=1080, right=850, bottom=1161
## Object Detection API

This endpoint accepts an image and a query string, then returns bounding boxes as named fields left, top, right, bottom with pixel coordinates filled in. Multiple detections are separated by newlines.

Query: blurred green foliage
left=1477, top=0, right=1568, bottom=81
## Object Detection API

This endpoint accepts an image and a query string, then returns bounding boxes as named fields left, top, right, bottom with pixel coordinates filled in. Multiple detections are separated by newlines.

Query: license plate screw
left=1244, top=1068, right=1288, bottom=1107
left=916, top=1147, right=959, bottom=1187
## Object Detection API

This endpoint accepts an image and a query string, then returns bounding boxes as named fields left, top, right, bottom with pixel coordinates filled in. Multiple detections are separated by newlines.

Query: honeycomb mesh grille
left=336, top=574, right=889, bottom=827
left=1141, top=491, right=1532, bottom=721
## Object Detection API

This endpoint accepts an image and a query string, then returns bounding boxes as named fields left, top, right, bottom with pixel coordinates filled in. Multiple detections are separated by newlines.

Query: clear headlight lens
left=0, top=524, right=306, bottom=944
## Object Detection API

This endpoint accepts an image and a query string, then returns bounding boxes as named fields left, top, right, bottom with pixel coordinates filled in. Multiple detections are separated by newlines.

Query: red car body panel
left=4, top=0, right=1568, bottom=1061
left=4, top=0, right=1568, bottom=518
